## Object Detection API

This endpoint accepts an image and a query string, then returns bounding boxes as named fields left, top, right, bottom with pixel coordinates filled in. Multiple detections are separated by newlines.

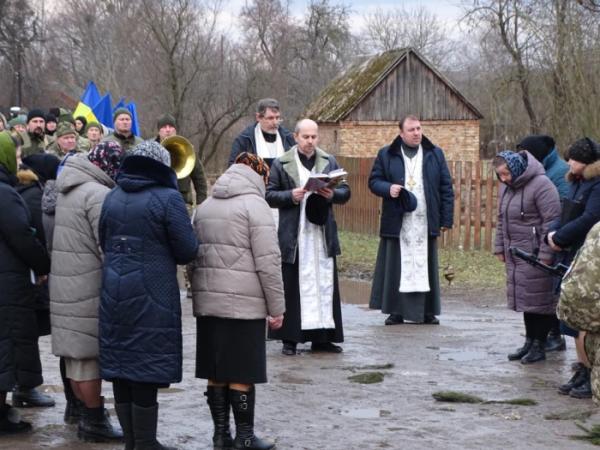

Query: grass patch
left=571, top=423, right=600, bottom=445
left=343, top=363, right=395, bottom=372
left=545, top=409, right=595, bottom=421
left=338, top=230, right=505, bottom=288
left=348, top=372, right=386, bottom=384
left=432, top=391, right=537, bottom=406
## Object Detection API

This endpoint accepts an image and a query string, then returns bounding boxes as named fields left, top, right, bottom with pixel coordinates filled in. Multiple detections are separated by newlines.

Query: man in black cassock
left=266, top=119, right=350, bottom=355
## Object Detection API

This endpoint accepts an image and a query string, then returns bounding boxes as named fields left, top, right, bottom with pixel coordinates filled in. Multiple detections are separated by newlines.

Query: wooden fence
left=334, top=156, right=499, bottom=251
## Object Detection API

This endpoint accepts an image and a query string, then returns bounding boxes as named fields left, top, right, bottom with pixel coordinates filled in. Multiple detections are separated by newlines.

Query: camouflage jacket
left=21, top=132, right=47, bottom=157
left=102, top=132, right=143, bottom=153
left=558, top=221, right=600, bottom=332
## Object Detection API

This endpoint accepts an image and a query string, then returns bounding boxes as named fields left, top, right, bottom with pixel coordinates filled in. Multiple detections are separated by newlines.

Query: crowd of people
left=1, top=97, right=600, bottom=450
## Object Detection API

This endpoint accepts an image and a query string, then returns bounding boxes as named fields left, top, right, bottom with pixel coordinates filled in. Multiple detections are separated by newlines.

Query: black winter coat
left=229, top=123, right=296, bottom=166
left=266, top=147, right=350, bottom=264
left=0, top=166, right=50, bottom=391
left=99, top=156, right=199, bottom=384
left=368, top=135, right=454, bottom=238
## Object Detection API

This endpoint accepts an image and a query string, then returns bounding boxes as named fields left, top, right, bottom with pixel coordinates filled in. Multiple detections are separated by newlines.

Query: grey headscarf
left=129, top=140, right=171, bottom=166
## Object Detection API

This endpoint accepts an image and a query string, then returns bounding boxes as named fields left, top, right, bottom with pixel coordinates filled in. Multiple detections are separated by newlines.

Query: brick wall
left=323, top=120, right=480, bottom=161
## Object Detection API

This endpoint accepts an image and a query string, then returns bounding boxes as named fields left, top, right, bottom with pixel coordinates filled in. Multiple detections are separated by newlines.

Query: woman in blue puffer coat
left=99, top=141, right=198, bottom=450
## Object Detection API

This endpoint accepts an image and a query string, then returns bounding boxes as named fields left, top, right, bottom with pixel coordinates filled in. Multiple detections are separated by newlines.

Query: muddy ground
left=3, top=282, right=597, bottom=450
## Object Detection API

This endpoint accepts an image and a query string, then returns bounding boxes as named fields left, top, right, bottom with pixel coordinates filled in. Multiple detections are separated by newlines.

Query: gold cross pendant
left=407, top=177, right=416, bottom=190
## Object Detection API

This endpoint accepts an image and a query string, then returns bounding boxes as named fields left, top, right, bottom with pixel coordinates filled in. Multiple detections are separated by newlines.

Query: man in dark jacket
left=101, top=107, right=143, bottom=152
left=368, top=115, right=454, bottom=326
left=266, top=119, right=350, bottom=356
left=228, top=98, right=296, bottom=166
left=155, top=113, right=207, bottom=205
left=0, top=131, right=51, bottom=434
left=21, top=109, right=48, bottom=157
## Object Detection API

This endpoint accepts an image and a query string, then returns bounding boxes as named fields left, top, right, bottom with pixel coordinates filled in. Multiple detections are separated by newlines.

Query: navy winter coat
left=99, top=156, right=199, bottom=384
left=0, top=165, right=50, bottom=391
left=552, top=160, right=600, bottom=254
left=368, top=135, right=454, bottom=238
left=228, top=123, right=296, bottom=166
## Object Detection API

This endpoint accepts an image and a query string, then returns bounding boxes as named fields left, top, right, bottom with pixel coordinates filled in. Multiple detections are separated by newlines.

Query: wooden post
left=474, top=161, right=482, bottom=250
left=463, top=162, right=472, bottom=250
left=484, top=161, right=495, bottom=252
left=452, top=161, right=462, bottom=247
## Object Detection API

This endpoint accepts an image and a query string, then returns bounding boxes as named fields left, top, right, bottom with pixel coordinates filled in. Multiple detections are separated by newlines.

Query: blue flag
left=127, top=102, right=141, bottom=137
left=81, top=81, right=101, bottom=108
left=92, top=93, right=113, bottom=128
left=113, top=98, right=126, bottom=110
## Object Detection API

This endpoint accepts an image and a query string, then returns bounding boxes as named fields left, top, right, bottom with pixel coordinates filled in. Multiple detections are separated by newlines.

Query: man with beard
left=21, top=110, right=48, bottom=157
left=102, top=108, right=143, bottom=152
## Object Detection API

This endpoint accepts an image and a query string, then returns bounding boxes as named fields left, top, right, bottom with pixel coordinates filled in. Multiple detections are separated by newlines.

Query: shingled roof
left=305, top=47, right=482, bottom=123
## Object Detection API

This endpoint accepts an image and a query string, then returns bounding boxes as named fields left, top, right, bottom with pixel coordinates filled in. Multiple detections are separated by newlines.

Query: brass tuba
left=161, top=135, right=196, bottom=179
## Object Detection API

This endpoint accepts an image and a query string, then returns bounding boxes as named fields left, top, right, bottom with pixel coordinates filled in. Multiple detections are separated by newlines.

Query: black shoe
left=12, top=386, right=55, bottom=408
left=0, top=405, right=32, bottom=436
left=311, top=342, right=343, bottom=353
left=424, top=315, right=440, bottom=325
left=520, top=339, right=546, bottom=364
left=77, top=397, right=124, bottom=443
left=384, top=314, right=404, bottom=325
left=570, top=370, right=593, bottom=399
left=229, top=388, right=275, bottom=450
left=132, top=403, right=176, bottom=449
left=205, top=386, right=233, bottom=450
left=64, top=398, right=84, bottom=424
left=508, top=338, right=533, bottom=361
left=545, top=330, right=566, bottom=352
left=282, top=342, right=296, bottom=356
left=558, top=364, right=588, bottom=395
left=115, top=403, right=135, bottom=450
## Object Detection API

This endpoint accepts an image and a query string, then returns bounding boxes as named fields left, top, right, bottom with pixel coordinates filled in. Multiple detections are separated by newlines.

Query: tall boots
left=78, top=396, right=124, bottom=443
left=520, top=339, right=546, bottom=364
left=229, top=388, right=274, bottom=450
left=60, top=357, right=83, bottom=424
left=508, top=338, right=532, bottom=361
left=205, top=386, right=233, bottom=450
left=115, top=403, right=135, bottom=450
left=132, top=403, right=177, bottom=450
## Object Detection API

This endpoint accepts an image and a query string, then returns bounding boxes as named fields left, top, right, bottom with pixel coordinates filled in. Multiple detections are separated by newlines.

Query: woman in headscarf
left=191, top=152, right=284, bottom=450
left=99, top=140, right=198, bottom=450
left=494, top=150, right=560, bottom=364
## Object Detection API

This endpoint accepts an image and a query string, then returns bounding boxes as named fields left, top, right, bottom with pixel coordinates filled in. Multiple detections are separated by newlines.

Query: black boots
left=0, top=404, right=31, bottom=436
left=508, top=338, right=533, bottom=361
left=115, top=403, right=135, bottom=450
left=281, top=341, right=297, bottom=356
left=205, top=386, right=234, bottom=450
left=12, top=386, right=55, bottom=408
left=384, top=314, right=404, bottom=325
left=558, top=363, right=588, bottom=395
left=520, top=339, right=546, bottom=364
left=546, top=329, right=566, bottom=352
left=64, top=398, right=84, bottom=424
left=230, top=388, right=274, bottom=450
left=311, top=342, right=343, bottom=353
left=78, top=397, right=124, bottom=443
left=132, top=403, right=177, bottom=450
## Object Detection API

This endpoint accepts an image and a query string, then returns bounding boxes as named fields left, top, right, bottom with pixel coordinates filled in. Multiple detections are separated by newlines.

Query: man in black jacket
left=368, top=115, right=454, bottom=326
left=266, top=119, right=350, bottom=356
left=228, top=98, right=296, bottom=166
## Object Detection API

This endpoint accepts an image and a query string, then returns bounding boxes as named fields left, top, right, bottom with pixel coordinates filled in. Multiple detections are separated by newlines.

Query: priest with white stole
left=266, top=119, right=351, bottom=356
left=368, top=115, right=454, bottom=326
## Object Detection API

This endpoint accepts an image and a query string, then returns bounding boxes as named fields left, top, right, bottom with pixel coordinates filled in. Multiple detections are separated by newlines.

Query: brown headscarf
left=235, top=152, right=270, bottom=184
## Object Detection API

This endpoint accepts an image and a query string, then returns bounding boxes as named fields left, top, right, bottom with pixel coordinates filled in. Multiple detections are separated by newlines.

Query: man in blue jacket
left=228, top=98, right=296, bottom=166
left=368, top=115, right=454, bottom=326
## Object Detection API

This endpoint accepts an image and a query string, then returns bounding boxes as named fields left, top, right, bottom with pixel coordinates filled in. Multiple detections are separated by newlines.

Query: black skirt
left=195, top=317, right=267, bottom=384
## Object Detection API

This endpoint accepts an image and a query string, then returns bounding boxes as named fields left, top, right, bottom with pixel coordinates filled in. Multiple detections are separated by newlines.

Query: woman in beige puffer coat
left=192, top=153, right=284, bottom=450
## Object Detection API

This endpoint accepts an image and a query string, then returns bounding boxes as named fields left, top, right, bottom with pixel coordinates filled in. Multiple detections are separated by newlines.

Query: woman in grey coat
left=494, top=150, right=561, bottom=364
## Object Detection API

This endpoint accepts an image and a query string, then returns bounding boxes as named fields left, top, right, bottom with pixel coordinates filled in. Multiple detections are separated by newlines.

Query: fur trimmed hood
left=16, top=168, right=39, bottom=185
left=567, top=160, right=600, bottom=182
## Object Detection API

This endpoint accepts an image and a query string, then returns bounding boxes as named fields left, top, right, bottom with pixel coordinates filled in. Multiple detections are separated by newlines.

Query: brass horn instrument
left=161, top=135, right=196, bottom=179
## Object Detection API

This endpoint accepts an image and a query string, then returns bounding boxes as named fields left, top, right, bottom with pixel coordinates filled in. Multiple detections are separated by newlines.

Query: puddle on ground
left=437, top=348, right=489, bottom=362
left=341, top=408, right=391, bottom=419
left=339, top=278, right=371, bottom=305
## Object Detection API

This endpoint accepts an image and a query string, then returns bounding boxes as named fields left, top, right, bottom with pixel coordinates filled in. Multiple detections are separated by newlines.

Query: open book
left=303, top=168, right=348, bottom=192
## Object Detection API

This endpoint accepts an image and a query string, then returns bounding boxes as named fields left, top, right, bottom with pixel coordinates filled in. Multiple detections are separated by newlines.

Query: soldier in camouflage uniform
left=558, top=221, right=600, bottom=403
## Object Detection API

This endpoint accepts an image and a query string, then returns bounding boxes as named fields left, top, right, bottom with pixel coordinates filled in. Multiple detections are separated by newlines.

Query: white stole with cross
left=399, top=146, right=430, bottom=292
left=295, top=150, right=335, bottom=330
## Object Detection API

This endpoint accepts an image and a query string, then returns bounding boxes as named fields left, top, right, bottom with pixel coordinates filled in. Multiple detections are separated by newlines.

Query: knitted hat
left=516, top=135, right=555, bottom=163
left=45, top=113, right=57, bottom=124
left=566, top=138, right=600, bottom=165
left=88, top=141, right=125, bottom=180
left=22, top=154, right=61, bottom=183
left=130, top=140, right=171, bottom=166
left=497, top=150, right=527, bottom=180
left=156, top=114, right=176, bottom=130
left=85, top=121, right=103, bottom=133
left=234, top=152, right=270, bottom=184
left=113, top=107, right=132, bottom=123
left=27, top=109, right=46, bottom=123
left=8, top=115, right=26, bottom=128
left=55, top=122, right=77, bottom=138
left=0, top=131, right=17, bottom=175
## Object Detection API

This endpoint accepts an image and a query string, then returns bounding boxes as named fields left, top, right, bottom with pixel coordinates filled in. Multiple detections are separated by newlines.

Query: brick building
left=305, top=48, right=483, bottom=161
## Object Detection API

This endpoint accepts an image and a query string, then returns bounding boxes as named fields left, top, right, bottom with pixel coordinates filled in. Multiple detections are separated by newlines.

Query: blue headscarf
left=498, top=150, right=527, bottom=180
